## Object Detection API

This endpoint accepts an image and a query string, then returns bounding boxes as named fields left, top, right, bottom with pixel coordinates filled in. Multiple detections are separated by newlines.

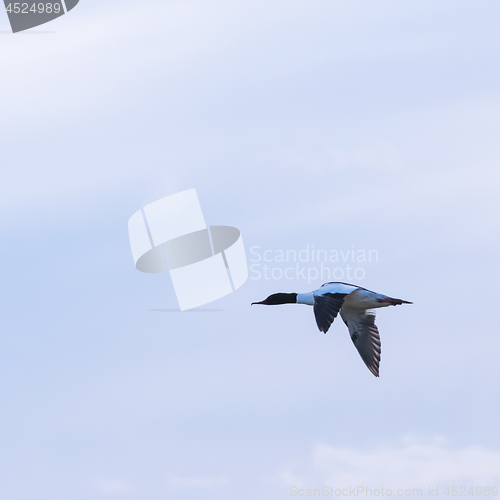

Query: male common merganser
left=252, top=282, right=412, bottom=377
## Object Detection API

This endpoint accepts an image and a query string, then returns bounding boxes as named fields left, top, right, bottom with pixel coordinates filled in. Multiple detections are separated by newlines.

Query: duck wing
left=313, top=292, right=348, bottom=333
left=340, top=307, right=381, bottom=377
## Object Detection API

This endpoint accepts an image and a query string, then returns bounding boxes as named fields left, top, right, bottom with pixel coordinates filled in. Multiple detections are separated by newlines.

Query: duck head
left=251, top=293, right=297, bottom=305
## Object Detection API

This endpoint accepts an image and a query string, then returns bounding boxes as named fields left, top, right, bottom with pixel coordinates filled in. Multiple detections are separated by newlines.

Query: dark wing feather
left=313, top=293, right=347, bottom=333
left=340, top=309, right=381, bottom=377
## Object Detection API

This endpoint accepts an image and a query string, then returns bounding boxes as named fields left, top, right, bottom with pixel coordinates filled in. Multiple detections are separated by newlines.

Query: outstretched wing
left=340, top=308, right=381, bottom=377
left=313, top=293, right=348, bottom=333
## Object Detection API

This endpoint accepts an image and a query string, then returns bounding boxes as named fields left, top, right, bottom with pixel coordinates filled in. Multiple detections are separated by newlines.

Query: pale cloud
left=93, top=478, right=133, bottom=494
left=279, top=436, right=500, bottom=492
left=167, top=474, right=231, bottom=492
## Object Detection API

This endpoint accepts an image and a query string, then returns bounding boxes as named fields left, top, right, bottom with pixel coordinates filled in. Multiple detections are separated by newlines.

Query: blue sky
left=1, top=1, right=500, bottom=498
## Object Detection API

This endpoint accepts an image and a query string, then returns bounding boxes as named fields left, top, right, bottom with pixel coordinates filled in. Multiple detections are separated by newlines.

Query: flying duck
left=252, top=282, right=412, bottom=377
